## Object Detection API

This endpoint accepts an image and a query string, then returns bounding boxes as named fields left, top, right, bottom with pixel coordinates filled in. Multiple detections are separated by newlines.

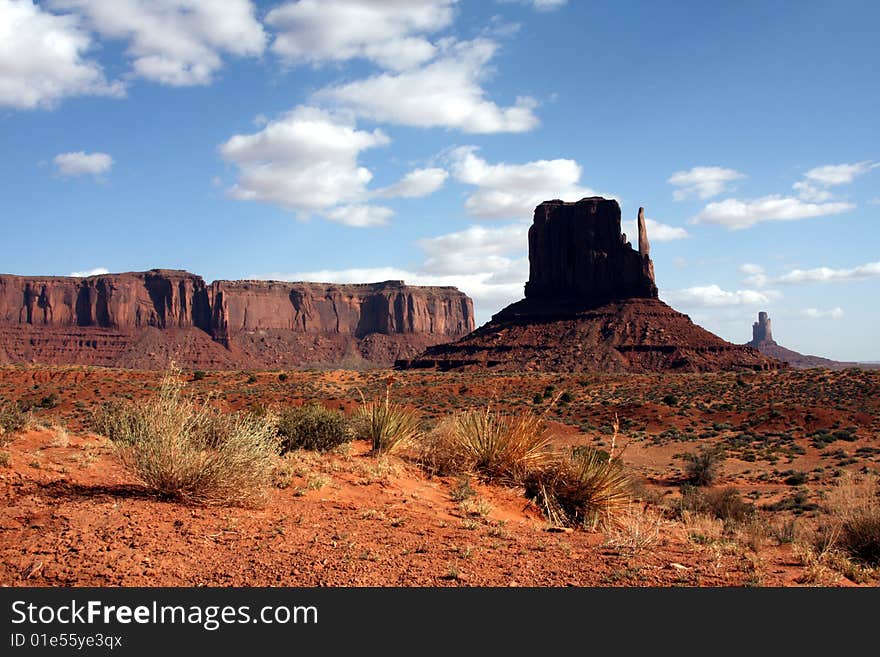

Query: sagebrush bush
left=525, top=448, right=632, bottom=530
left=97, top=369, right=280, bottom=507
left=0, top=402, right=27, bottom=436
left=818, top=474, right=880, bottom=566
left=356, top=383, right=422, bottom=454
left=677, top=485, right=753, bottom=523
left=412, top=417, right=475, bottom=476
left=681, top=444, right=726, bottom=486
left=277, top=403, right=351, bottom=453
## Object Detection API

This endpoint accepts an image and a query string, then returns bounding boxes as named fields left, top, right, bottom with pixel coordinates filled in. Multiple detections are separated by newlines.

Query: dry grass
left=526, top=448, right=633, bottom=530
left=98, top=368, right=280, bottom=507
left=604, top=504, right=664, bottom=554
left=814, top=473, right=880, bottom=567
left=356, top=381, right=423, bottom=454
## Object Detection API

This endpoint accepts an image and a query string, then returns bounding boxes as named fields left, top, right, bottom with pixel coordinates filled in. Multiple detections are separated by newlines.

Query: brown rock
left=0, top=272, right=473, bottom=369
left=399, top=197, right=784, bottom=373
left=524, top=198, right=657, bottom=303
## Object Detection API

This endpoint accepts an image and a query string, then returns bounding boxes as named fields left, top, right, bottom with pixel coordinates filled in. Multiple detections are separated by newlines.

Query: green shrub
left=662, top=394, right=679, bottom=407
left=100, top=369, right=279, bottom=507
left=525, top=448, right=632, bottom=530
left=0, top=402, right=27, bottom=435
left=680, top=444, right=726, bottom=486
left=277, top=403, right=351, bottom=453
left=192, top=370, right=207, bottom=381
left=278, top=373, right=289, bottom=382
left=678, top=485, right=753, bottom=523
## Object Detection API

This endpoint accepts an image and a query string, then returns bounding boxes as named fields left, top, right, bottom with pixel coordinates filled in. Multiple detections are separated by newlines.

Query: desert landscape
left=2, top=198, right=877, bottom=588
left=2, top=1, right=878, bottom=594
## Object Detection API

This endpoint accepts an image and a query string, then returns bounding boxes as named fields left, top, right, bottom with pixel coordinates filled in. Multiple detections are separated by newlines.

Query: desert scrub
left=277, top=403, right=351, bottom=453
left=814, top=473, right=880, bottom=566
left=525, top=448, right=632, bottom=530
left=451, top=406, right=554, bottom=483
left=0, top=401, right=27, bottom=435
left=355, top=379, right=422, bottom=454
left=98, top=369, right=280, bottom=507
left=680, top=444, right=726, bottom=486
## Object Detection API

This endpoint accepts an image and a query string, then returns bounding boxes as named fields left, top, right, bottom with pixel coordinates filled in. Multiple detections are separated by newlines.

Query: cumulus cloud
left=0, top=0, right=123, bottom=109
left=621, top=217, right=689, bottom=243
left=791, top=181, right=833, bottom=203
left=668, top=166, right=746, bottom=201
left=739, top=263, right=768, bottom=287
left=776, top=261, right=880, bottom=284
left=802, top=161, right=879, bottom=186
left=316, top=38, right=539, bottom=133
left=691, top=195, right=854, bottom=229
left=663, top=284, right=780, bottom=308
left=267, top=0, right=457, bottom=71
left=796, top=307, right=844, bottom=320
left=53, top=151, right=113, bottom=178
left=448, top=146, right=598, bottom=219
left=69, top=267, right=109, bottom=277
left=251, top=221, right=532, bottom=322
left=324, top=204, right=394, bottom=227
left=51, top=0, right=266, bottom=86
left=376, top=167, right=448, bottom=198
left=219, top=105, right=390, bottom=218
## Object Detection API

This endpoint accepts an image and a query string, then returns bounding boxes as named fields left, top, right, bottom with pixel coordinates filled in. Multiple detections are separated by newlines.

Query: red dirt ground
left=1, top=365, right=878, bottom=587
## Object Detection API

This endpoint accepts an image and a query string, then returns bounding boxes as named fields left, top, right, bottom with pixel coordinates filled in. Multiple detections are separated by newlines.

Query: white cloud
left=325, top=204, right=394, bottom=227
left=419, top=222, right=528, bottom=274
left=692, top=195, right=854, bottom=229
left=51, top=0, right=266, bottom=86
left=664, top=284, right=780, bottom=308
left=267, top=0, right=457, bottom=71
left=776, top=261, right=880, bottom=285
left=668, top=166, right=746, bottom=201
left=621, top=217, right=689, bottom=243
left=500, top=0, right=567, bottom=9
left=739, top=263, right=768, bottom=287
left=796, top=307, right=844, bottom=320
left=449, top=146, right=598, bottom=219
left=868, top=197, right=880, bottom=205
left=219, top=105, right=390, bottom=217
left=803, top=161, right=879, bottom=186
left=0, top=0, right=123, bottom=109
left=376, top=167, right=448, bottom=198
left=53, top=151, right=113, bottom=177
left=316, top=38, right=539, bottom=133
left=69, top=267, right=109, bottom=277
left=792, top=181, right=833, bottom=202
left=252, top=221, right=532, bottom=322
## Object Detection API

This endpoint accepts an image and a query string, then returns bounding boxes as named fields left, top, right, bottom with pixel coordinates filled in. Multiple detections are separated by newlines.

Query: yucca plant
left=356, top=378, right=422, bottom=454
left=526, top=448, right=633, bottom=530
left=452, top=406, right=554, bottom=483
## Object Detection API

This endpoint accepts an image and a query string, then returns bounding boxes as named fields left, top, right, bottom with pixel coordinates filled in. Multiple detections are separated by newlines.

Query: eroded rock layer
left=0, top=271, right=473, bottom=369
left=399, top=198, right=783, bottom=373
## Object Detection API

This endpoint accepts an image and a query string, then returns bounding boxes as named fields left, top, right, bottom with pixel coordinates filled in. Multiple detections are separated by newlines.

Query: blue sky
left=1, top=0, right=878, bottom=360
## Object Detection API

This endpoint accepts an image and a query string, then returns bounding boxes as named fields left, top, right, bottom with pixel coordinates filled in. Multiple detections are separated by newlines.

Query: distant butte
left=0, top=271, right=473, bottom=369
left=745, top=311, right=872, bottom=369
left=398, top=197, right=783, bottom=373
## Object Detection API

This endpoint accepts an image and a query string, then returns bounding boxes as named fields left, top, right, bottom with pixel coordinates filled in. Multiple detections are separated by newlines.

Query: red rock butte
left=0, top=271, right=473, bottom=369
left=398, top=197, right=784, bottom=373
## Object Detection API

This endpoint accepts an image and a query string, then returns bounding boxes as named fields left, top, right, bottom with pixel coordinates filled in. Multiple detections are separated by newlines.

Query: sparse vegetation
left=97, top=368, right=280, bottom=506
left=814, top=474, right=880, bottom=567
left=0, top=402, right=27, bottom=435
left=356, top=380, right=423, bottom=454
left=680, top=444, right=726, bottom=486
left=525, top=447, right=632, bottom=530
left=277, top=403, right=351, bottom=453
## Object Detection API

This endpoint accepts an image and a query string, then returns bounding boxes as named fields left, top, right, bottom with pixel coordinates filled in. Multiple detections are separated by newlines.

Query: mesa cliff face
left=0, top=270, right=473, bottom=369
left=399, top=197, right=783, bottom=373
left=745, top=311, right=865, bottom=370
